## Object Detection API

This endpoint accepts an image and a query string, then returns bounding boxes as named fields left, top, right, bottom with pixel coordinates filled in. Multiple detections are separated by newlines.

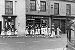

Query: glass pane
left=66, top=4, right=71, bottom=15
left=30, top=3, right=36, bottom=11
left=5, top=8, right=9, bottom=14
left=66, top=4, right=71, bottom=9
left=10, top=2, right=13, bottom=8
left=54, top=4, right=58, bottom=9
left=54, top=3, right=59, bottom=15
left=5, top=1, right=13, bottom=14
left=40, top=1, right=46, bottom=11
left=9, top=9, right=13, bottom=14
left=54, top=9, right=58, bottom=14
left=30, top=0, right=36, bottom=11
left=5, top=1, right=10, bottom=8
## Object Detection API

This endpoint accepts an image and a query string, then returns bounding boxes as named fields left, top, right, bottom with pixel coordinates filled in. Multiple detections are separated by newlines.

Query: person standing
left=57, top=27, right=61, bottom=38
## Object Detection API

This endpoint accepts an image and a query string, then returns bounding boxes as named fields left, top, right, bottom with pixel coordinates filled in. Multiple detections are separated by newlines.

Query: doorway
left=61, top=20, right=66, bottom=34
left=53, top=19, right=66, bottom=34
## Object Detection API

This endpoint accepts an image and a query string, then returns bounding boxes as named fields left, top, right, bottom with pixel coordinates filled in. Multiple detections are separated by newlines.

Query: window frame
left=54, top=3, right=59, bottom=15
left=66, top=4, right=71, bottom=16
left=30, top=0, right=36, bottom=11
left=5, top=1, right=13, bottom=15
left=40, top=1, right=46, bottom=12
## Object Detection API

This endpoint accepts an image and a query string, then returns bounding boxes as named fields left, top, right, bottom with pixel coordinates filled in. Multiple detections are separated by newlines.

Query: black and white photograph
left=0, top=0, right=75, bottom=50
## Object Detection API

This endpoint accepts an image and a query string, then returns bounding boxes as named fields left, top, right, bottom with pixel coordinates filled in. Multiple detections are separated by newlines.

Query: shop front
left=51, top=15, right=66, bottom=34
left=26, top=15, right=50, bottom=35
left=2, top=15, right=17, bottom=35
left=51, top=15, right=75, bottom=35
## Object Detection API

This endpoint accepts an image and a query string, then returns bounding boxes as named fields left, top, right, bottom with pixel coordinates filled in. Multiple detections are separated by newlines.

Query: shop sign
left=53, top=18, right=66, bottom=19
left=27, top=19, right=35, bottom=20
left=32, top=17, right=43, bottom=18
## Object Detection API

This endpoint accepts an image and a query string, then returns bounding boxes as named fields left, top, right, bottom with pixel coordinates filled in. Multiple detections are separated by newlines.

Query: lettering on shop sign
left=27, top=19, right=35, bottom=20
left=32, top=17, right=43, bottom=18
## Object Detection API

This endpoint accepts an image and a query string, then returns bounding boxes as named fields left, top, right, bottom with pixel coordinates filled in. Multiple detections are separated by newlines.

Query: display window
left=26, top=15, right=49, bottom=34
left=4, top=17, right=15, bottom=32
left=26, top=16, right=49, bottom=29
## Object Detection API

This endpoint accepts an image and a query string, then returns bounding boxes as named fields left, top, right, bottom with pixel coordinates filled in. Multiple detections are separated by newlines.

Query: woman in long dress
left=57, top=27, right=61, bottom=38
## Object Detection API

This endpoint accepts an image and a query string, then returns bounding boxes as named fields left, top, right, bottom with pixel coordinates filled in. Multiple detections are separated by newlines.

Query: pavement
left=0, top=34, right=67, bottom=50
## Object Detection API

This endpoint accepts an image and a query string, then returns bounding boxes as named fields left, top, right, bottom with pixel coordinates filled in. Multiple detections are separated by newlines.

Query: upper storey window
left=5, top=1, right=13, bottom=15
left=66, top=4, right=71, bottom=16
left=40, top=1, right=46, bottom=11
left=30, top=0, right=36, bottom=11
left=54, top=3, right=59, bottom=15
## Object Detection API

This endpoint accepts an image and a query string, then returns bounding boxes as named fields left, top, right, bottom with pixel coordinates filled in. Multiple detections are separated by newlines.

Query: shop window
left=5, top=1, right=13, bottom=15
left=40, top=1, right=46, bottom=11
left=66, top=4, right=71, bottom=16
left=4, top=18, right=15, bottom=32
left=30, top=0, right=36, bottom=11
left=54, top=3, right=59, bottom=15
left=41, top=19, right=48, bottom=28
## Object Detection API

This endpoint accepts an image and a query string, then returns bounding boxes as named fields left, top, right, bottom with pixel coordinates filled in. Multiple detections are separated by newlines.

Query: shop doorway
left=0, top=21, right=2, bottom=34
left=61, top=20, right=66, bottom=34
left=53, top=19, right=66, bottom=34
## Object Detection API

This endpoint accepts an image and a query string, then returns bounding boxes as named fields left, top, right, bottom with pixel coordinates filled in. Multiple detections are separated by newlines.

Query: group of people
left=51, top=27, right=61, bottom=38
left=25, top=24, right=61, bottom=38
left=1, top=29, right=18, bottom=36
